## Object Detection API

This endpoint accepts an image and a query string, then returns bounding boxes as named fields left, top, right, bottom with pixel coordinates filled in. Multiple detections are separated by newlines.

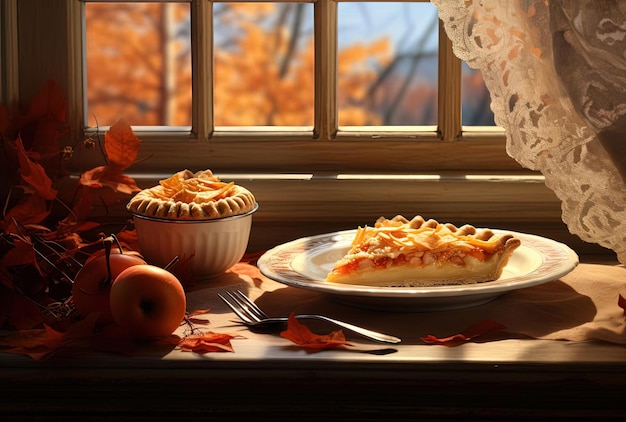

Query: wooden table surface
left=2, top=259, right=626, bottom=421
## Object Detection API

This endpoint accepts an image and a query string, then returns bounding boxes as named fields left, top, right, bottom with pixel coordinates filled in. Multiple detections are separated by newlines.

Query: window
left=73, top=1, right=510, bottom=171
left=8, top=0, right=578, bottom=255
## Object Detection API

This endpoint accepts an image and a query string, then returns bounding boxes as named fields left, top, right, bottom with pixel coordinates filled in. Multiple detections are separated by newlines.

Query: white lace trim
left=432, top=0, right=626, bottom=263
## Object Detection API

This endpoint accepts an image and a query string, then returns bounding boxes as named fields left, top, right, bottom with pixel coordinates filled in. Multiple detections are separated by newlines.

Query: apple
left=109, top=264, right=186, bottom=338
left=72, top=253, right=146, bottom=325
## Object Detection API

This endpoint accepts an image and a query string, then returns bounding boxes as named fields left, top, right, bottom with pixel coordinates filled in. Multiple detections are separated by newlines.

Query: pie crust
left=127, top=169, right=256, bottom=220
left=326, top=215, right=521, bottom=287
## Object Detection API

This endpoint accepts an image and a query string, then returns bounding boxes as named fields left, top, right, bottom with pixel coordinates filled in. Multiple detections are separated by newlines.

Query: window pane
left=337, top=2, right=439, bottom=126
left=462, top=63, right=495, bottom=126
left=85, top=2, right=192, bottom=127
left=213, top=3, right=314, bottom=127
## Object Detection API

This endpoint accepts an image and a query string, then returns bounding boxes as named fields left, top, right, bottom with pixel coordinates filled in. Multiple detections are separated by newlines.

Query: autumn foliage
left=0, top=80, right=142, bottom=330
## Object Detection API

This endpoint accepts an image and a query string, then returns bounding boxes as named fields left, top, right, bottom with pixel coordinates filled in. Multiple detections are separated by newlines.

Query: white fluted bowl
left=129, top=203, right=258, bottom=279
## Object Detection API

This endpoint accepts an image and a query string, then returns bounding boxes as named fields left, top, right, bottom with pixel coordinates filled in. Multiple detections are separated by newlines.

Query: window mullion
left=314, top=0, right=337, bottom=140
left=1, top=0, right=19, bottom=106
left=437, top=19, right=462, bottom=142
left=192, top=0, right=212, bottom=141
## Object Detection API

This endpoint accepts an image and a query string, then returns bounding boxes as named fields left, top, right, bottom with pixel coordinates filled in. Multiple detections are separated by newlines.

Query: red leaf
left=177, top=332, right=243, bottom=354
left=27, top=79, right=67, bottom=124
left=0, top=237, right=37, bottom=271
left=11, top=80, right=68, bottom=156
left=168, top=253, right=197, bottom=289
left=280, top=313, right=352, bottom=350
left=420, top=319, right=507, bottom=347
left=619, top=294, right=626, bottom=313
left=1, top=194, right=50, bottom=232
left=115, top=228, right=141, bottom=252
left=6, top=294, right=47, bottom=330
left=14, top=138, right=57, bottom=200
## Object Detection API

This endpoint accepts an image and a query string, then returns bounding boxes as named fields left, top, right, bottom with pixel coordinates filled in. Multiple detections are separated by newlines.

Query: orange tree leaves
left=280, top=313, right=352, bottom=351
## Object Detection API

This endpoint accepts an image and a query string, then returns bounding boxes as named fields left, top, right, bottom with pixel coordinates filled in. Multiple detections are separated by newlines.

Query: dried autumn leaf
left=177, top=332, right=243, bottom=353
left=188, top=308, right=211, bottom=316
left=78, top=120, right=141, bottom=194
left=168, top=252, right=196, bottom=289
left=619, top=294, right=626, bottom=314
left=79, top=165, right=140, bottom=194
left=280, top=313, right=352, bottom=350
left=4, top=293, right=47, bottom=330
left=8, top=80, right=68, bottom=160
left=1, top=194, right=50, bottom=232
left=14, top=138, right=57, bottom=200
left=26, top=79, right=67, bottom=124
left=420, top=319, right=507, bottom=347
left=0, top=313, right=98, bottom=360
left=115, top=228, right=141, bottom=252
left=0, top=237, right=37, bottom=272
left=104, top=119, right=140, bottom=171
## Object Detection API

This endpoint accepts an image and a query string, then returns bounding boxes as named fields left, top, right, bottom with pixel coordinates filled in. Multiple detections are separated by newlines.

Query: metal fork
left=218, top=290, right=401, bottom=344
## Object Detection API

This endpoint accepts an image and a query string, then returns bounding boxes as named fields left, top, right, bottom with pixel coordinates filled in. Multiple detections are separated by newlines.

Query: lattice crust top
left=326, top=215, right=521, bottom=287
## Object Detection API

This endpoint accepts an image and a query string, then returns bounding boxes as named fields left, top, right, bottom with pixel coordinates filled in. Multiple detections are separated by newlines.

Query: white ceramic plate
left=257, top=229, right=579, bottom=311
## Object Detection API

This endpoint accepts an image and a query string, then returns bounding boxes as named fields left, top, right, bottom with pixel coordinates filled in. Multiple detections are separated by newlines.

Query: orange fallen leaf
left=177, top=332, right=244, bottom=353
left=280, top=313, right=352, bottom=350
left=0, top=313, right=98, bottom=360
left=183, top=308, right=211, bottom=325
left=420, top=319, right=507, bottom=347
left=188, top=308, right=211, bottom=316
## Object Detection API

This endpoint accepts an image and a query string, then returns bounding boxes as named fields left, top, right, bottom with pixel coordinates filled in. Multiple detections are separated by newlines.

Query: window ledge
left=59, top=171, right=612, bottom=258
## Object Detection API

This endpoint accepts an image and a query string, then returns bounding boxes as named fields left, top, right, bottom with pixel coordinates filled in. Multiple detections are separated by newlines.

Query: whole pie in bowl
left=127, top=169, right=256, bottom=220
left=326, top=215, right=521, bottom=287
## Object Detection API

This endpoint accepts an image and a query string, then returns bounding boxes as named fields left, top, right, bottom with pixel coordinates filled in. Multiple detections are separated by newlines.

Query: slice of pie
left=326, top=215, right=521, bottom=287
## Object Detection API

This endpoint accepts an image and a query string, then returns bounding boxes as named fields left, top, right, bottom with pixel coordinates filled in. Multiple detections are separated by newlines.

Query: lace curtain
left=432, top=0, right=626, bottom=264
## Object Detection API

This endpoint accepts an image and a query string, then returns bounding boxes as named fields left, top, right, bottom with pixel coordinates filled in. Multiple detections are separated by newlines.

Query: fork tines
left=218, top=290, right=267, bottom=324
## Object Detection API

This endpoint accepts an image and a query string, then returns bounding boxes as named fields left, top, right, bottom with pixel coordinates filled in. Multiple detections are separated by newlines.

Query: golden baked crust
left=127, top=169, right=256, bottom=220
left=326, top=215, right=521, bottom=287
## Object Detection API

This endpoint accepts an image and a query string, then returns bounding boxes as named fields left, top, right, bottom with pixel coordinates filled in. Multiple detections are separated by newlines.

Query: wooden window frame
left=2, top=0, right=607, bottom=256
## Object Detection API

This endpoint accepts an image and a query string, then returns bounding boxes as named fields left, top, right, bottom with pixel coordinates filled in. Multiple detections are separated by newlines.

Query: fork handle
left=296, top=315, right=401, bottom=344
